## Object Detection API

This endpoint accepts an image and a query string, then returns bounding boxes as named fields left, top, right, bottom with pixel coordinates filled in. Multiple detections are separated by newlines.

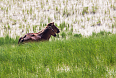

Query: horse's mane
left=38, top=27, right=50, bottom=36
left=37, top=26, right=47, bottom=34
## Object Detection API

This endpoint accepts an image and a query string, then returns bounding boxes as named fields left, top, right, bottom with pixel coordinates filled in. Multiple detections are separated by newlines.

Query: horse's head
left=47, top=26, right=56, bottom=37
left=47, top=22, right=60, bottom=34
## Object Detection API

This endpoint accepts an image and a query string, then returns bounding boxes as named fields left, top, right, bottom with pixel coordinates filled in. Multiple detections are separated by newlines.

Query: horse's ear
left=52, top=22, right=54, bottom=25
left=48, top=23, right=51, bottom=26
left=47, top=22, right=54, bottom=26
left=51, top=22, right=54, bottom=26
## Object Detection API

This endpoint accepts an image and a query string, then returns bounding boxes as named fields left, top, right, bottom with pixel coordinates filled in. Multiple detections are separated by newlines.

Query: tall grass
left=0, top=32, right=116, bottom=77
left=0, top=35, right=19, bottom=46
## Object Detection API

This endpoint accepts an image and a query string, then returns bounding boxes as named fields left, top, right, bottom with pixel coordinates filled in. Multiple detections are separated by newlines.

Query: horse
left=18, top=22, right=60, bottom=44
left=18, top=26, right=56, bottom=44
left=21, top=22, right=60, bottom=40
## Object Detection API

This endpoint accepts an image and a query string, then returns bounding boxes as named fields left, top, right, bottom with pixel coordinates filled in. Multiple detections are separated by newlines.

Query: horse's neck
left=37, top=27, right=52, bottom=40
left=41, top=30, right=51, bottom=40
left=42, top=35, right=51, bottom=40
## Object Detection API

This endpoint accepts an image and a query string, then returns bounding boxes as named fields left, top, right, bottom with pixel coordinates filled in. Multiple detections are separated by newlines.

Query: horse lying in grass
left=18, top=26, right=56, bottom=44
left=18, top=22, right=60, bottom=44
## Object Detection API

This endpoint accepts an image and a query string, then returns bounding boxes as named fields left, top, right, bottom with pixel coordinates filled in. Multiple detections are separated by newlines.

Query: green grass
left=0, top=35, right=19, bottom=46
left=0, top=32, right=116, bottom=78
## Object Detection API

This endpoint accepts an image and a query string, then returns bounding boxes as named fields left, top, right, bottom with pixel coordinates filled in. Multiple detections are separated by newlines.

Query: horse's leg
left=19, top=35, right=30, bottom=43
left=20, top=35, right=26, bottom=42
left=23, top=36, right=31, bottom=41
left=18, top=37, right=23, bottom=44
left=18, top=35, right=27, bottom=44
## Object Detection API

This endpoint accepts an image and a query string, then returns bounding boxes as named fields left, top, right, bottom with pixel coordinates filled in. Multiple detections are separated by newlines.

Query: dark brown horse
left=18, top=22, right=60, bottom=44
left=18, top=26, right=56, bottom=44
left=23, top=22, right=60, bottom=39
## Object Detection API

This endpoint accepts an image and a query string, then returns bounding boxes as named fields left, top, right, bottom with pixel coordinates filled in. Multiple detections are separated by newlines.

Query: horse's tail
left=18, top=35, right=27, bottom=44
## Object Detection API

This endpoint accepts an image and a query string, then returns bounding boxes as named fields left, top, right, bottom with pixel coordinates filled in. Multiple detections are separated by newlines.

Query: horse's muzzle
left=57, top=30, right=60, bottom=33
left=54, top=34, right=56, bottom=37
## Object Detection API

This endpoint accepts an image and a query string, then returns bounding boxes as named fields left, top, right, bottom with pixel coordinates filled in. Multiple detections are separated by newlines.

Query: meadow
left=0, top=31, right=116, bottom=78
left=0, top=0, right=116, bottom=77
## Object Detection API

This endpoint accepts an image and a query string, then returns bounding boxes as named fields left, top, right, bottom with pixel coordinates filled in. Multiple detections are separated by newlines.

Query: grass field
left=0, top=0, right=116, bottom=77
left=0, top=32, right=116, bottom=78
